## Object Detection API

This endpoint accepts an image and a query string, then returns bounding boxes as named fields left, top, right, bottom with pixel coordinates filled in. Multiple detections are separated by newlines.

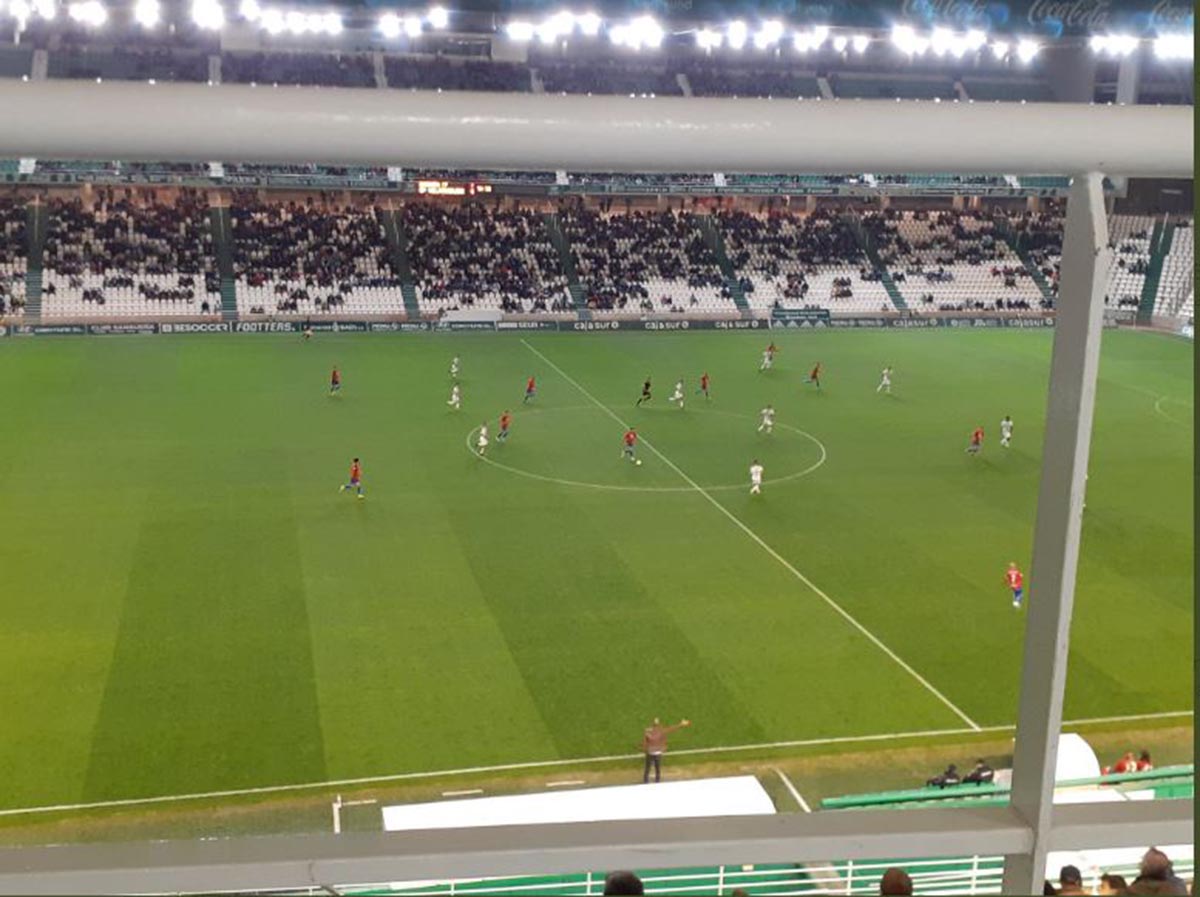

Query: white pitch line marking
left=0, top=711, right=1188, bottom=819
left=774, top=767, right=812, bottom=813
left=546, top=780, right=587, bottom=788
left=441, top=789, right=484, bottom=798
left=521, top=338, right=981, bottom=732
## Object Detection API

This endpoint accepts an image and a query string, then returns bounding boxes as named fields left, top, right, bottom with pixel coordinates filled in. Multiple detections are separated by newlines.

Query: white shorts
left=478, top=437, right=488, bottom=448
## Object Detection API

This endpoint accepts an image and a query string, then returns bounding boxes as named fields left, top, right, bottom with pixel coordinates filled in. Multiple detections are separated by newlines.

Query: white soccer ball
left=636, top=459, right=643, bottom=466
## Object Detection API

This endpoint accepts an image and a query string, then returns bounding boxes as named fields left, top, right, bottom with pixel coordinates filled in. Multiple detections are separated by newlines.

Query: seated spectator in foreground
left=1103, top=751, right=1141, bottom=775
left=1128, top=848, right=1188, bottom=896
left=604, top=870, right=644, bottom=895
left=1058, top=865, right=1088, bottom=895
left=963, top=758, right=995, bottom=785
left=926, top=763, right=960, bottom=788
left=880, top=867, right=913, bottom=896
left=1099, top=873, right=1130, bottom=895
left=1137, top=750, right=1154, bottom=771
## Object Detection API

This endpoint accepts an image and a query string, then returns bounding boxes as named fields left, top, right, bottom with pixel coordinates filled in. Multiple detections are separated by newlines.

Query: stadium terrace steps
left=380, top=209, right=421, bottom=318
left=542, top=212, right=588, bottom=319
left=208, top=205, right=237, bottom=320
left=698, top=215, right=751, bottom=316
left=1138, top=220, right=1171, bottom=324
left=23, top=199, right=47, bottom=318
left=1000, top=227, right=1056, bottom=304
left=849, top=217, right=907, bottom=311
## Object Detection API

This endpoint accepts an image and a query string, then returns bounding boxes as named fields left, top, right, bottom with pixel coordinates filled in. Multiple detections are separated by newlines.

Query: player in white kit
left=1000, top=415, right=1013, bottom=447
left=447, top=383, right=462, bottom=410
left=758, top=405, right=775, bottom=434
left=750, top=460, right=764, bottom=495
left=668, top=379, right=685, bottom=408
left=476, top=423, right=489, bottom=456
left=449, top=356, right=460, bottom=378
left=877, top=366, right=893, bottom=394
left=759, top=350, right=773, bottom=372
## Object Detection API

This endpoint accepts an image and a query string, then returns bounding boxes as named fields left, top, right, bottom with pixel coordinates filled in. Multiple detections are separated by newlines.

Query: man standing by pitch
left=640, top=717, right=691, bottom=783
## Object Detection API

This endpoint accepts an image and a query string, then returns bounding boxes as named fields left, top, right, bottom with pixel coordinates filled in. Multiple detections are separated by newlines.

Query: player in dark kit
left=523, top=376, right=536, bottom=404
left=340, top=457, right=364, bottom=499
left=636, top=377, right=653, bottom=406
left=697, top=372, right=711, bottom=400
left=497, top=410, right=512, bottom=442
left=806, top=362, right=822, bottom=390
left=329, top=366, right=342, bottom=395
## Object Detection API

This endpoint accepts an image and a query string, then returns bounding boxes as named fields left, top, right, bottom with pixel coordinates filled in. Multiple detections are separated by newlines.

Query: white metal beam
left=0, top=81, right=1191, bottom=176
left=1002, top=172, right=1112, bottom=895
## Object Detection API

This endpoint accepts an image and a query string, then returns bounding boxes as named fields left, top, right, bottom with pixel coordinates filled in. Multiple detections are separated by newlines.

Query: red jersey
left=499, top=413, right=511, bottom=430
left=526, top=377, right=535, bottom=391
left=700, top=373, right=709, bottom=389
left=810, top=365, right=821, bottom=379
left=1006, top=569, right=1023, bottom=590
left=623, top=430, right=637, bottom=446
left=767, top=343, right=777, bottom=356
left=971, top=427, right=984, bottom=445
left=349, top=462, right=361, bottom=481
left=331, top=369, right=341, bottom=384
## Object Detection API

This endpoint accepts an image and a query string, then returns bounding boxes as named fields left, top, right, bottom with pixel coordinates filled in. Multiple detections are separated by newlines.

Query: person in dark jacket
left=963, top=759, right=995, bottom=785
left=604, top=870, right=644, bottom=895
left=1128, top=848, right=1188, bottom=895
left=926, top=763, right=961, bottom=788
left=640, top=717, right=690, bottom=783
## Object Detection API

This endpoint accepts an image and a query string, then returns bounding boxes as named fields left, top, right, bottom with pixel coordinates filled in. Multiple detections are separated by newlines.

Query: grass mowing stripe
left=1, top=710, right=1187, bottom=819
left=521, top=339, right=982, bottom=732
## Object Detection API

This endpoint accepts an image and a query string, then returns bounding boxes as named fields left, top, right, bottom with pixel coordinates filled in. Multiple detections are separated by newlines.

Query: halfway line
left=521, top=339, right=983, bottom=731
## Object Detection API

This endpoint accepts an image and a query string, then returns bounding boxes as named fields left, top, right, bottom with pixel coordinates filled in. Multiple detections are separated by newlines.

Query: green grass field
left=0, top=328, right=1191, bottom=813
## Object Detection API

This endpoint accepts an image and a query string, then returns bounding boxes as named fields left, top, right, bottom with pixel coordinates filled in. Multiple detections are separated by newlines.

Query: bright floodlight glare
left=402, top=13, right=421, bottom=35
left=726, top=19, right=747, bottom=49
left=378, top=11, right=399, bottom=36
left=695, top=26, right=721, bottom=49
left=990, top=39, right=1009, bottom=58
left=9, top=0, right=29, bottom=20
left=505, top=19, right=533, bottom=41
left=891, top=24, right=917, bottom=53
left=576, top=10, right=600, bottom=35
left=32, top=0, right=54, bottom=19
left=851, top=33, right=870, bottom=52
left=425, top=4, right=447, bottom=28
left=260, top=6, right=283, bottom=32
left=1110, top=34, right=1138, bottom=56
left=134, top=0, right=159, bottom=26
left=811, top=24, right=829, bottom=46
left=322, top=11, right=340, bottom=33
left=237, top=0, right=257, bottom=18
left=536, top=17, right=560, bottom=43
left=1016, top=37, right=1040, bottom=62
left=965, top=28, right=986, bottom=50
left=753, top=19, right=783, bottom=49
left=284, top=9, right=305, bottom=32
left=930, top=26, right=953, bottom=55
left=630, top=14, right=662, bottom=48
left=1153, top=33, right=1193, bottom=60
left=832, top=34, right=848, bottom=52
left=68, top=0, right=106, bottom=26
left=191, top=0, right=223, bottom=28
left=1089, top=34, right=1108, bottom=52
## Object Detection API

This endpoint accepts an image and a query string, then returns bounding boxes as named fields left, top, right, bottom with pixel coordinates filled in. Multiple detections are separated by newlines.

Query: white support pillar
left=1001, top=172, right=1110, bottom=896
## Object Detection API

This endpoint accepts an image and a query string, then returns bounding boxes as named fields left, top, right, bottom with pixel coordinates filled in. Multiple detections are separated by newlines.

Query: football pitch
left=0, top=328, right=1192, bottom=813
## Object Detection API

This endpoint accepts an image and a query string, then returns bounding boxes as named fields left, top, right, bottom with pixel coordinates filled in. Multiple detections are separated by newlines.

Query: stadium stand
left=1105, top=214, right=1154, bottom=309
left=222, top=51, right=375, bottom=87
left=0, top=195, right=27, bottom=316
left=231, top=194, right=404, bottom=316
left=384, top=57, right=531, bottom=92
left=41, top=191, right=221, bottom=318
left=536, top=60, right=683, bottom=96
left=869, top=209, right=1047, bottom=311
left=47, top=45, right=209, bottom=82
left=717, top=208, right=894, bottom=313
left=1155, top=221, right=1194, bottom=318
left=560, top=208, right=732, bottom=313
left=402, top=202, right=572, bottom=314
left=682, top=62, right=820, bottom=98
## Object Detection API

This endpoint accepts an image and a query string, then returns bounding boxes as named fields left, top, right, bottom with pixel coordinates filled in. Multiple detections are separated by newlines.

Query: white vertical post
left=585, top=871, right=593, bottom=896
left=970, top=854, right=980, bottom=894
left=1001, top=172, right=1110, bottom=895
left=717, top=864, right=725, bottom=894
left=331, top=795, right=342, bottom=835
left=846, top=859, right=854, bottom=894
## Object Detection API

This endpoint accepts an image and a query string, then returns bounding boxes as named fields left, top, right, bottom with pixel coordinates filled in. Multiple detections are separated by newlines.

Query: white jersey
left=478, top=426, right=488, bottom=445
left=760, top=408, right=775, bottom=424
left=1001, top=420, right=1013, bottom=437
left=750, top=464, right=764, bottom=484
left=449, top=386, right=461, bottom=403
left=881, top=368, right=891, bottom=383
left=450, top=357, right=460, bottom=374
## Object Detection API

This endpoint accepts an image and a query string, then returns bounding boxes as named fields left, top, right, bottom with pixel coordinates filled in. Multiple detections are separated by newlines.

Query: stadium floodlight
left=965, top=28, right=987, bottom=50
left=378, top=11, right=399, bottom=37
left=627, top=14, right=662, bottom=49
left=425, top=4, right=446, bottom=28
left=505, top=19, right=533, bottom=41
left=1153, top=33, right=1193, bottom=60
left=832, top=34, right=848, bottom=52
left=891, top=24, right=929, bottom=55
left=792, top=30, right=814, bottom=52
left=811, top=24, right=829, bottom=47
left=321, top=11, right=340, bottom=33
left=190, top=0, right=223, bottom=29
left=284, top=10, right=305, bottom=32
left=930, top=26, right=953, bottom=56
left=68, top=0, right=105, bottom=25
left=31, top=0, right=54, bottom=18
left=536, top=18, right=559, bottom=44
left=753, top=19, right=783, bottom=49
left=990, top=39, right=1009, bottom=58
left=695, top=26, right=721, bottom=50
left=851, top=33, right=870, bottom=52
left=238, top=0, right=257, bottom=19
left=1016, top=37, right=1040, bottom=62
left=576, top=10, right=600, bottom=36
left=134, top=0, right=159, bottom=26
left=725, top=19, right=747, bottom=50
left=8, top=0, right=28, bottom=22
left=260, top=6, right=283, bottom=33
left=1109, top=34, right=1138, bottom=56
left=402, top=13, right=421, bottom=36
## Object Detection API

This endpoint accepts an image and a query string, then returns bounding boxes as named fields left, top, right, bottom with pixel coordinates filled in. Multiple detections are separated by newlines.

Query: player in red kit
left=697, top=372, right=711, bottom=400
left=523, top=376, right=536, bottom=404
left=340, top=457, right=364, bottom=499
left=622, top=428, right=639, bottom=463
left=967, top=426, right=984, bottom=455
left=497, top=410, right=512, bottom=443
left=806, top=362, right=822, bottom=390
left=1006, top=562, right=1024, bottom=609
left=329, top=366, right=341, bottom=396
